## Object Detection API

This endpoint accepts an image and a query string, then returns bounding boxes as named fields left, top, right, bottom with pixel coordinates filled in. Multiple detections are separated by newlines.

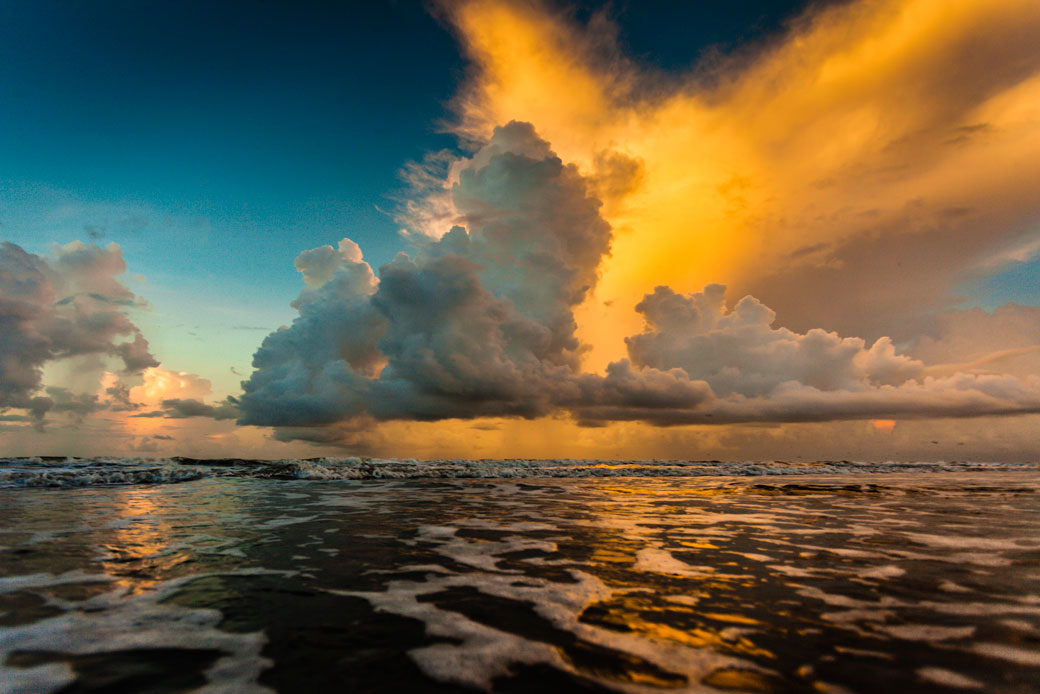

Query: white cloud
left=627, top=284, right=925, bottom=397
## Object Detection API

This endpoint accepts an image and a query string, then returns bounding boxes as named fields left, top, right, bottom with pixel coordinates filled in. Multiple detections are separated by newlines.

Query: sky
left=2, top=0, right=1039, bottom=461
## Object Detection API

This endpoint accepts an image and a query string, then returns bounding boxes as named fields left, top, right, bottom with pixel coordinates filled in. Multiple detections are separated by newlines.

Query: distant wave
left=0, top=457, right=1036, bottom=489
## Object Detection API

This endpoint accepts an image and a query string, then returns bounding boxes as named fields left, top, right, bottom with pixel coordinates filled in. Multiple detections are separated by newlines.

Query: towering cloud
left=238, top=123, right=710, bottom=435
left=0, top=241, right=158, bottom=421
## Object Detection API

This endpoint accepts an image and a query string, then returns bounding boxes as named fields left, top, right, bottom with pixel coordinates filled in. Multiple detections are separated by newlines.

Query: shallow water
left=1, top=462, right=1038, bottom=693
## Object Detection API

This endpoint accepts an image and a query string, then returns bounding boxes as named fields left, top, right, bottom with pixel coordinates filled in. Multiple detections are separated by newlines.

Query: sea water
left=1, top=458, right=1038, bottom=693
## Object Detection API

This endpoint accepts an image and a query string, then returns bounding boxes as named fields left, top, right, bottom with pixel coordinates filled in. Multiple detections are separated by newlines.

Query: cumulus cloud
left=117, top=367, right=242, bottom=421
left=239, top=122, right=710, bottom=434
left=627, top=284, right=924, bottom=397
left=236, top=122, right=1040, bottom=442
left=128, top=366, right=217, bottom=405
left=618, top=284, right=1040, bottom=424
left=0, top=241, right=158, bottom=422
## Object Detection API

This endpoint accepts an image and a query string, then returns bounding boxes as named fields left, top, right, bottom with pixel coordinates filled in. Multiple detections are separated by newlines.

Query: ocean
left=1, top=457, right=1038, bottom=693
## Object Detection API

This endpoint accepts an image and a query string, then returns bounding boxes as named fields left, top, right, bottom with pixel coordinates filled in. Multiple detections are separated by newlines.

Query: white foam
left=821, top=608, right=897, bottom=624
left=0, top=570, right=115, bottom=595
left=337, top=568, right=751, bottom=694
left=795, top=546, right=886, bottom=559
left=415, top=524, right=558, bottom=574
left=0, top=662, right=75, bottom=694
left=336, top=520, right=756, bottom=693
left=794, top=585, right=905, bottom=609
left=331, top=577, right=555, bottom=690
left=900, top=532, right=1035, bottom=551
left=859, top=565, right=906, bottom=579
left=257, top=515, right=318, bottom=529
left=768, top=564, right=818, bottom=578
left=873, top=624, right=975, bottom=641
left=0, top=570, right=290, bottom=694
left=736, top=552, right=774, bottom=562
left=971, top=642, right=1040, bottom=666
left=999, top=619, right=1038, bottom=632
left=833, top=645, right=893, bottom=660
left=919, top=601, right=1040, bottom=617
left=634, top=548, right=714, bottom=578
left=917, top=667, right=984, bottom=689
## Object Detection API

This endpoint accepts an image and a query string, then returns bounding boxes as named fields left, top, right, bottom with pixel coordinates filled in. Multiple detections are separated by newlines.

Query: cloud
left=103, top=376, right=139, bottom=412
left=236, top=121, right=1040, bottom=441
left=159, top=398, right=239, bottom=420
left=128, top=367, right=216, bottom=405
left=616, top=284, right=1040, bottom=425
left=630, top=372, right=1040, bottom=425
left=627, top=284, right=923, bottom=397
left=239, top=123, right=712, bottom=434
left=0, top=241, right=158, bottom=421
left=44, top=386, right=104, bottom=419
left=115, top=367, right=242, bottom=422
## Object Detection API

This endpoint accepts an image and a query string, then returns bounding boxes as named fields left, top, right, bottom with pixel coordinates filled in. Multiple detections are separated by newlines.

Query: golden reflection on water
left=570, top=484, right=782, bottom=672
left=600, top=486, right=740, bottom=497
left=702, top=667, right=777, bottom=692
left=699, top=612, right=764, bottom=626
left=589, top=548, right=635, bottom=564
left=677, top=541, right=720, bottom=549
left=95, top=482, right=246, bottom=593
left=584, top=594, right=775, bottom=660
left=98, top=487, right=178, bottom=592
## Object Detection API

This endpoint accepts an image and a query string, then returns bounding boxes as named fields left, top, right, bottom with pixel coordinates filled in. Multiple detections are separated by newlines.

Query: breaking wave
left=0, top=456, right=1036, bottom=488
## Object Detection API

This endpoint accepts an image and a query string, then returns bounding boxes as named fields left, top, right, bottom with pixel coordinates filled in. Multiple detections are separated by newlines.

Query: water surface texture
left=1, top=458, right=1038, bottom=693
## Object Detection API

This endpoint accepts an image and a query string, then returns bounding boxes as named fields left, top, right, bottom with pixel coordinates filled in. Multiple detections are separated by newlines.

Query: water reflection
left=1, top=474, right=1038, bottom=693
